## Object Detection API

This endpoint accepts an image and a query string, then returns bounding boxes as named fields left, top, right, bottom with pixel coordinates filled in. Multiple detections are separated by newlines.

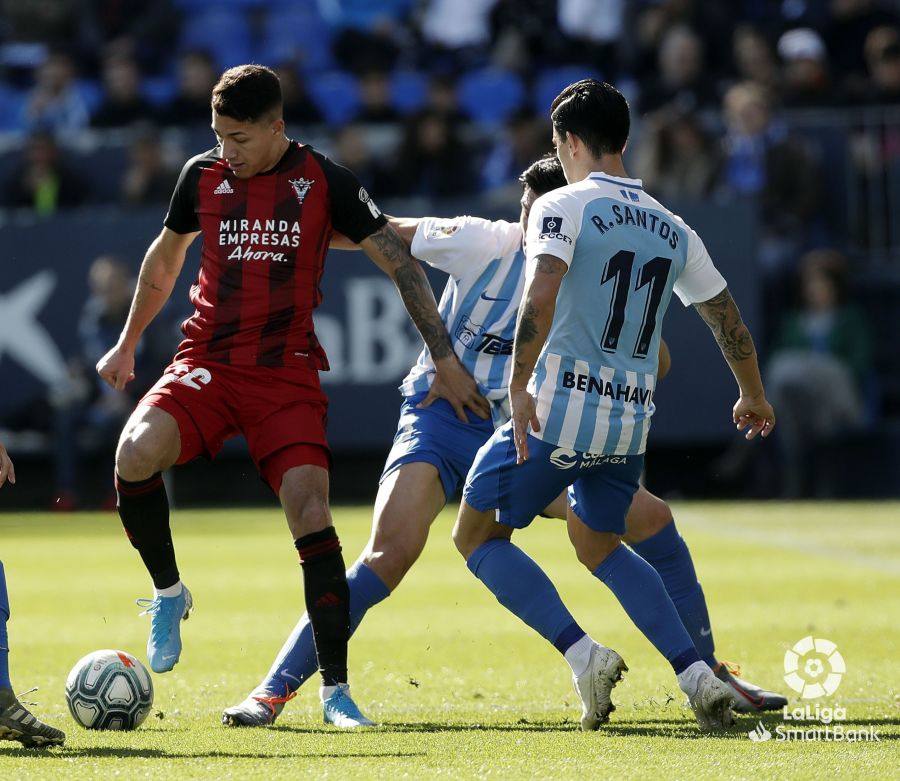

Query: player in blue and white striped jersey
left=455, top=80, right=776, bottom=732
left=224, top=151, right=785, bottom=727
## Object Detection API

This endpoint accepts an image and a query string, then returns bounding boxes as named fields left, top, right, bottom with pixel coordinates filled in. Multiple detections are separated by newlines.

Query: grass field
left=0, top=502, right=897, bottom=779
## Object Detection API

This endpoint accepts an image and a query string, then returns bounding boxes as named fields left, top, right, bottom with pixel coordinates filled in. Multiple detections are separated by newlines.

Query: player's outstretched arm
left=693, top=287, right=775, bottom=440
left=509, top=254, right=567, bottom=463
left=360, top=222, right=490, bottom=422
left=0, top=440, right=15, bottom=487
left=330, top=217, right=419, bottom=250
left=97, top=227, right=198, bottom=391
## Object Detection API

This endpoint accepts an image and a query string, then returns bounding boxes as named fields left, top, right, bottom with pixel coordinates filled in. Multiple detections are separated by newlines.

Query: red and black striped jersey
left=163, top=140, right=386, bottom=369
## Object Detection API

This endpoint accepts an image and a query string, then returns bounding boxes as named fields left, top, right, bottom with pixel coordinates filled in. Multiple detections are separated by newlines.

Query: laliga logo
left=549, top=447, right=578, bottom=469
left=747, top=721, right=772, bottom=742
left=783, top=636, right=845, bottom=699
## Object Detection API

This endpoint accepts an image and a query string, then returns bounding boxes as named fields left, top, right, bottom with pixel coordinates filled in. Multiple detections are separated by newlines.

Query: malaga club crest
left=289, top=177, right=314, bottom=205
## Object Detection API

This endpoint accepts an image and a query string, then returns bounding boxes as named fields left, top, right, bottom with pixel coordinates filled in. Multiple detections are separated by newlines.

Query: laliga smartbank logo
left=783, top=635, right=845, bottom=698
left=747, top=636, right=880, bottom=743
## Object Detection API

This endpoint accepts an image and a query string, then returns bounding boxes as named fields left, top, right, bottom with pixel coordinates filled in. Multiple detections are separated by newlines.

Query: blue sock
left=593, top=545, right=699, bottom=674
left=261, top=561, right=390, bottom=693
left=0, top=561, right=10, bottom=689
left=632, top=521, right=717, bottom=668
left=467, top=539, right=585, bottom=654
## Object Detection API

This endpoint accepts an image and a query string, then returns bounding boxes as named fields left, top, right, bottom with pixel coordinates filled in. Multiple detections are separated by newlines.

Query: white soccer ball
left=65, top=649, right=154, bottom=730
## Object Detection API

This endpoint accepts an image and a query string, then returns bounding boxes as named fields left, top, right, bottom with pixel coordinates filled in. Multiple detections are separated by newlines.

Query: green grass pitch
left=1, top=502, right=897, bottom=779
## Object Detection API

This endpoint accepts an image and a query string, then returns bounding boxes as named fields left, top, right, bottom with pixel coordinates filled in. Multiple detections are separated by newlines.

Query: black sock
left=295, top=527, right=349, bottom=687
left=115, top=472, right=180, bottom=590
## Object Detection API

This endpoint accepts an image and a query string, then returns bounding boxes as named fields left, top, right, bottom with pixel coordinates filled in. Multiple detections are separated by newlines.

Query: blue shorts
left=463, top=422, right=644, bottom=534
left=380, top=392, right=496, bottom=501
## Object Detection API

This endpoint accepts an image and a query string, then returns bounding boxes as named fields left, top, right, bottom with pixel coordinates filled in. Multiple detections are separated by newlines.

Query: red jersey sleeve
left=313, top=151, right=387, bottom=243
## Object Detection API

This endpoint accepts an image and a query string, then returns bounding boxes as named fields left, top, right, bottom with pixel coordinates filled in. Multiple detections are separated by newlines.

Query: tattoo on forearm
left=694, top=288, right=755, bottom=361
left=370, top=224, right=453, bottom=360
left=517, top=301, right=539, bottom=345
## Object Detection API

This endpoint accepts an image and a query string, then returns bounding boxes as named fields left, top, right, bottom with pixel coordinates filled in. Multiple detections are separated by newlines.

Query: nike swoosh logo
left=480, top=293, right=509, bottom=302
left=162, top=654, right=176, bottom=660
left=700, top=627, right=712, bottom=636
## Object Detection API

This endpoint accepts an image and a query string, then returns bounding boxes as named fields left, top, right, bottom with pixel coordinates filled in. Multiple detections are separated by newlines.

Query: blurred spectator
left=732, top=24, right=780, bottom=92
left=22, top=51, right=90, bottom=134
left=639, top=25, right=719, bottom=115
left=766, top=250, right=873, bottom=496
left=275, top=63, right=323, bottom=127
left=327, top=0, right=411, bottom=74
left=777, top=28, right=837, bottom=108
left=1, top=1, right=86, bottom=50
left=418, top=0, right=497, bottom=70
left=633, top=109, right=720, bottom=201
left=80, top=0, right=178, bottom=76
left=720, top=82, right=822, bottom=242
left=332, top=124, right=395, bottom=195
left=490, top=0, right=562, bottom=70
left=91, top=54, right=154, bottom=128
left=823, top=0, right=899, bottom=80
left=481, top=109, right=548, bottom=194
left=357, top=70, right=401, bottom=123
left=391, top=110, right=473, bottom=197
left=1, top=132, right=86, bottom=214
left=720, top=82, right=824, bottom=339
left=49, top=256, right=137, bottom=509
left=157, top=50, right=217, bottom=126
left=425, top=74, right=465, bottom=122
left=857, top=27, right=900, bottom=103
left=121, top=128, right=178, bottom=206
left=557, top=0, right=624, bottom=72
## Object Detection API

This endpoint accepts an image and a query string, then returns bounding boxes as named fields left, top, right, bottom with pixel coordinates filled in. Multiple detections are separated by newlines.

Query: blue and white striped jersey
left=400, top=216, right=525, bottom=423
left=525, top=173, right=727, bottom=455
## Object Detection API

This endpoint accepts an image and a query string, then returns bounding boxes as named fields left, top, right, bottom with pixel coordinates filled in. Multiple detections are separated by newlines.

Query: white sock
left=677, top=660, right=712, bottom=698
left=564, top=634, right=596, bottom=678
left=320, top=683, right=346, bottom=702
left=154, top=581, right=183, bottom=598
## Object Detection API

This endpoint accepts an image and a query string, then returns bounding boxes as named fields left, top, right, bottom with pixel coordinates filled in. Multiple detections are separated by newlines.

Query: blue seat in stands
left=141, top=76, right=178, bottom=108
left=0, top=87, right=27, bottom=132
left=180, top=9, right=253, bottom=69
left=307, top=71, right=360, bottom=125
left=533, top=66, right=602, bottom=113
left=390, top=71, right=427, bottom=115
left=458, top=69, right=524, bottom=125
left=258, top=4, right=334, bottom=73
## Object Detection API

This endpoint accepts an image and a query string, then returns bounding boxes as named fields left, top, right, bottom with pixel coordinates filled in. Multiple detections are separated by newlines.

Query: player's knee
left=571, top=531, right=621, bottom=572
left=624, top=494, right=673, bottom=544
left=361, top=541, right=417, bottom=590
left=115, top=428, right=164, bottom=482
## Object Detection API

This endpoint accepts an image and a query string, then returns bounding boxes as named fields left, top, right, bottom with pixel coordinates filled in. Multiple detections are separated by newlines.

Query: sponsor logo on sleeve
left=359, top=187, right=383, bottom=219
left=539, top=215, right=572, bottom=244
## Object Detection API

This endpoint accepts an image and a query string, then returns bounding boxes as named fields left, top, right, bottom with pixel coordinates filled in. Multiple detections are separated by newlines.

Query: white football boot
left=572, top=644, right=628, bottom=730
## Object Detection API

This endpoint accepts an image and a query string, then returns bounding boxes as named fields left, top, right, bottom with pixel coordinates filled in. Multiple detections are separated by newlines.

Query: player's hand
left=0, top=442, right=15, bottom=487
left=418, top=357, right=491, bottom=423
left=96, top=343, right=136, bottom=391
left=510, top=387, right=540, bottom=464
left=733, top=392, right=775, bottom=440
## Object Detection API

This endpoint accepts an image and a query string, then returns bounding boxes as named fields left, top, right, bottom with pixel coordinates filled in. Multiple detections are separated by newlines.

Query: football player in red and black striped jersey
left=96, top=64, right=489, bottom=727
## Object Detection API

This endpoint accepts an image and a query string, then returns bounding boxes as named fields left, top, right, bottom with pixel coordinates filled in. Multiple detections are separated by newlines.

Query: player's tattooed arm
left=361, top=223, right=491, bottom=421
left=510, top=255, right=567, bottom=389
left=694, top=286, right=775, bottom=439
left=362, top=222, right=453, bottom=359
left=693, top=287, right=755, bottom=362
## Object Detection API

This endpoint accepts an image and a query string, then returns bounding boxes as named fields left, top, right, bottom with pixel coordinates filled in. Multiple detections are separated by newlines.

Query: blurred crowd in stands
left=1, top=0, right=898, bottom=502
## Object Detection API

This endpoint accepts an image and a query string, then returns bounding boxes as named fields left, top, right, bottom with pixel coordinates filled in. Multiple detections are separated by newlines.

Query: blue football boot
left=321, top=684, right=375, bottom=728
left=136, top=586, right=193, bottom=673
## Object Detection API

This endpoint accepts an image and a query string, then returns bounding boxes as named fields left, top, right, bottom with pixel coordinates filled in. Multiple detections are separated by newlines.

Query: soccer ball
left=65, top=649, right=154, bottom=730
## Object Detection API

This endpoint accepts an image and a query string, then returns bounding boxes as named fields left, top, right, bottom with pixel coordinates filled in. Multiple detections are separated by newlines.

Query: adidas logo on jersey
left=214, top=180, right=234, bottom=195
